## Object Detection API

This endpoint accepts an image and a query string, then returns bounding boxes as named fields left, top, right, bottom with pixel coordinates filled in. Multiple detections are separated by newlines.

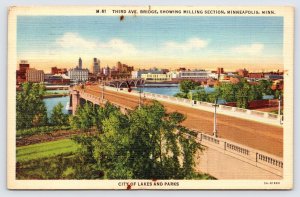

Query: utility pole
left=212, top=99, right=219, bottom=138
left=139, top=84, right=143, bottom=109
left=278, top=95, right=282, bottom=124
left=102, top=81, right=104, bottom=100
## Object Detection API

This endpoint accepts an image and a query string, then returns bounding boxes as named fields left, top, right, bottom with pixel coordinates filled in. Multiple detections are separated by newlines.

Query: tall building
left=16, top=60, right=30, bottom=84
left=78, top=57, right=82, bottom=69
left=217, top=67, right=224, bottom=74
left=117, top=61, right=134, bottom=73
left=117, top=61, right=123, bottom=72
left=93, top=58, right=101, bottom=74
left=26, top=68, right=45, bottom=83
left=103, top=66, right=111, bottom=76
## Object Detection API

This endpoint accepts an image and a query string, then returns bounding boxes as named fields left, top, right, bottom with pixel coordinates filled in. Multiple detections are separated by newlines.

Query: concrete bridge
left=69, top=84, right=283, bottom=180
left=103, top=78, right=145, bottom=89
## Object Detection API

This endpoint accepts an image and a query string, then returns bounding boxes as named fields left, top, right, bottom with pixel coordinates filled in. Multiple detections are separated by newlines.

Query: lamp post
left=139, top=82, right=144, bottom=109
left=278, top=95, right=282, bottom=124
left=212, top=98, right=219, bottom=138
left=189, top=91, right=194, bottom=105
left=101, top=81, right=105, bottom=100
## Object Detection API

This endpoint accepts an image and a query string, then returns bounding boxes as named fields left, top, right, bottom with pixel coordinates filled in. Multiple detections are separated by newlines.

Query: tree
left=192, top=89, right=208, bottom=102
left=248, top=84, right=263, bottom=101
left=218, top=83, right=237, bottom=102
left=72, top=101, right=203, bottom=179
left=258, top=80, right=274, bottom=95
left=69, top=102, right=95, bottom=131
left=16, top=82, right=48, bottom=129
left=179, top=80, right=198, bottom=94
left=274, top=89, right=282, bottom=99
left=236, top=81, right=251, bottom=109
left=93, top=102, right=119, bottom=133
left=50, top=103, right=69, bottom=126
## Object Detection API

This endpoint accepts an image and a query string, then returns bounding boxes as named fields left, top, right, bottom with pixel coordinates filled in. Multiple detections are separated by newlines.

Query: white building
left=178, top=70, right=211, bottom=79
left=141, top=73, right=171, bottom=81
left=103, top=66, right=111, bottom=76
left=208, top=72, right=219, bottom=79
left=132, top=69, right=163, bottom=79
left=68, top=68, right=89, bottom=82
left=166, top=71, right=179, bottom=79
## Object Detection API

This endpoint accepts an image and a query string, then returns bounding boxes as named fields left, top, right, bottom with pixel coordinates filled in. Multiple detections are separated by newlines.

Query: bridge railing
left=185, top=129, right=283, bottom=177
left=104, top=86, right=283, bottom=126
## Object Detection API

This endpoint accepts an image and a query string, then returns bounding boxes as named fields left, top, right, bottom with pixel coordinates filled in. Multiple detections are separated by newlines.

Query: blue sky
left=17, top=16, right=283, bottom=71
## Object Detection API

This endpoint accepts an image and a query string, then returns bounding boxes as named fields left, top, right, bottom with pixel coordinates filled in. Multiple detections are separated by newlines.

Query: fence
left=189, top=131, right=283, bottom=177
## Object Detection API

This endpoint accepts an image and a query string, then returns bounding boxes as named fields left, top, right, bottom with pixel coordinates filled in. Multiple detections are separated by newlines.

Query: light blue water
left=135, top=86, right=180, bottom=96
left=43, top=95, right=70, bottom=116
left=46, top=90, right=69, bottom=94
left=134, top=86, right=215, bottom=96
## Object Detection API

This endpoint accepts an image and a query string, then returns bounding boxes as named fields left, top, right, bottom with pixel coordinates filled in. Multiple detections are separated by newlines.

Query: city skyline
left=17, top=16, right=284, bottom=72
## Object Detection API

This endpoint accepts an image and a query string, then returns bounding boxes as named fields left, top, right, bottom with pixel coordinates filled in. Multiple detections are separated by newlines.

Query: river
left=44, top=90, right=70, bottom=115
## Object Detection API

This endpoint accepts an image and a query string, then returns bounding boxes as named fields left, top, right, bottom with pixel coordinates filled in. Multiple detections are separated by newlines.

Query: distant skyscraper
left=78, top=57, right=82, bottom=69
left=93, top=58, right=101, bottom=74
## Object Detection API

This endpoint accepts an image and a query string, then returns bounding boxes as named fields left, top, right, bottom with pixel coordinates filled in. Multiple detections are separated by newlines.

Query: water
left=43, top=93, right=70, bottom=116
left=134, top=85, right=215, bottom=96
left=263, top=95, right=274, bottom=100
left=135, top=86, right=180, bottom=96
left=46, top=90, right=69, bottom=94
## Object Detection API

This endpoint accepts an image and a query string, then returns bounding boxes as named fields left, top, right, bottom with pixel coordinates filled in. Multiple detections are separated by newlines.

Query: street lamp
left=212, top=98, right=219, bottom=138
left=138, top=82, right=144, bottom=109
left=101, top=81, right=105, bottom=100
left=278, top=95, right=282, bottom=124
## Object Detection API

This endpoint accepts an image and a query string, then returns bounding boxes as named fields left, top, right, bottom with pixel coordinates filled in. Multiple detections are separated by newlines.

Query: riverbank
left=43, top=93, right=69, bottom=98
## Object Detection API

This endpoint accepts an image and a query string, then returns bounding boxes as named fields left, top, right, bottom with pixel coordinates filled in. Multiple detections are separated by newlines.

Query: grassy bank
left=16, top=139, right=79, bottom=162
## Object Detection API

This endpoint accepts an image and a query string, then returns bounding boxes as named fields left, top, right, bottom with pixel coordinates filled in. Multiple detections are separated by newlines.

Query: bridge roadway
left=82, top=85, right=283, bottom=157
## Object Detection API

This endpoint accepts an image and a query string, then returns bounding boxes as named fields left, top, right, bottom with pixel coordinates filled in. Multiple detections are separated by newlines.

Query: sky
left=17, top=16, right=284, bottom=72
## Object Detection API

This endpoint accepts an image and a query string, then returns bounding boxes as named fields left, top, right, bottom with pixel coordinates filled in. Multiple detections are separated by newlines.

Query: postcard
left=7, top=6, right=294, bottom=189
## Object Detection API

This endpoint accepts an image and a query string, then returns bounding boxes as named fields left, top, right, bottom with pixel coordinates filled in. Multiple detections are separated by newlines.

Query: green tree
left=274, top=89, right=282, bottom=99
left=248, top=84, right=263, bottom=101
left=50, top=103, right=69, bottom=126
left=236, top=81, right=251, bottom=109
left=72, top=101, right=204, bottom=179
left=69, top=102, right=95, bottom=131
left=179, top=80, right=198, bottom=94
left=93, top=102, right=119, bottom=133
left=258, top=80, right=274, bottom=95
left=16, top=82, right=48, bottom=129
left=218, top=83, right=237, bottom=102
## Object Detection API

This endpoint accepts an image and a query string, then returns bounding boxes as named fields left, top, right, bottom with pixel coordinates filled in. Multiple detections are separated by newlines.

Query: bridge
left=103, top=78, right=145, bottom=88
left=69, top=84, right=283, bottom=180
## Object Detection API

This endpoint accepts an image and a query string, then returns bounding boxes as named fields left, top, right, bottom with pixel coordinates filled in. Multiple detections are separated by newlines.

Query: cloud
left=162, top=38, right=208, bottom=51
left=104, top=39, right=137, bottom=54
left=56, top=32, right=97, bottom=49
left=55, top=32, right=137, bottom=55
left=231, top=43, right=264, bottom=56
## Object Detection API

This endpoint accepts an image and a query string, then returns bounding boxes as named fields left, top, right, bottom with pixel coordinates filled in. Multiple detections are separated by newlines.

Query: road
left=82, top=85, right=283, bottom=157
